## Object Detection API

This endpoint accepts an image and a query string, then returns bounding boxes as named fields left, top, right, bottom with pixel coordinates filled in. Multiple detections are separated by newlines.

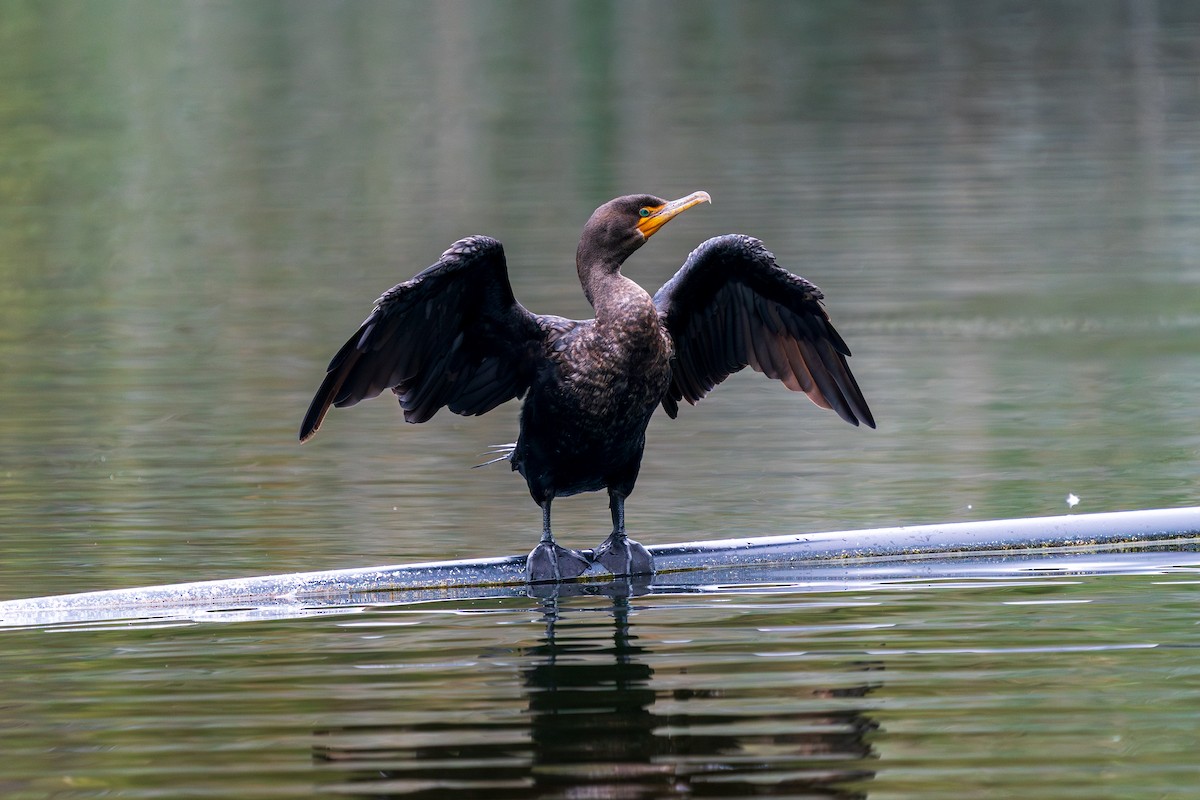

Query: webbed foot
left=592, top=532, right=654, bottom=577
left=526, top=541, right=592, bottom=583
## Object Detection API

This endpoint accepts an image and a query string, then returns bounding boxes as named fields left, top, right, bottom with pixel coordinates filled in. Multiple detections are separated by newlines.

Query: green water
left=3, top=556, right=1199, bottom=799
left=1, top=1, right=1199, bottom=797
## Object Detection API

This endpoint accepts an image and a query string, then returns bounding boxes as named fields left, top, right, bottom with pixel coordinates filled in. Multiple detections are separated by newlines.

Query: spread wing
left=652, top=234, right=875, bottom=428
left=300, top=236, right=545, bottom=441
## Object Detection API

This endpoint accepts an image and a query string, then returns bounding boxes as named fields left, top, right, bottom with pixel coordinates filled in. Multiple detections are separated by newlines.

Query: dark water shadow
left=313, top=579, right=879, bottom=798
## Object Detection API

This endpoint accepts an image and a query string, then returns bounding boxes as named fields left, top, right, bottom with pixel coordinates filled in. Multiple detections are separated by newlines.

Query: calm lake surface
left=1, top=1, right=1199, bottom=797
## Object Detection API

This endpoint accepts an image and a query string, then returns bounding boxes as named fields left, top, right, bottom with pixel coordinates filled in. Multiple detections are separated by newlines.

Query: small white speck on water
left=1067, top=493, right=1080, bottom=508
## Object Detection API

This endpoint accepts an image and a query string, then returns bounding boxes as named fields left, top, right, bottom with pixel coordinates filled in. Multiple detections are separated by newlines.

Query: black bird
left=300, top=192, right=875, bottom=582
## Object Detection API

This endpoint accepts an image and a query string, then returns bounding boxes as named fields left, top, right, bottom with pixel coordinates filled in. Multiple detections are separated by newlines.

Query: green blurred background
left=1, top=0, right=1197, bottom=598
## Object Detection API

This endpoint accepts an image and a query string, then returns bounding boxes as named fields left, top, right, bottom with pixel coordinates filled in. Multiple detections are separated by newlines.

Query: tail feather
left=472, top=442, right=516, bottom=469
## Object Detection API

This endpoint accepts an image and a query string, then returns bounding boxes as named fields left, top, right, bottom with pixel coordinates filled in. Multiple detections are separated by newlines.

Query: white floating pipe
left=2, top=507, right=1198, bottom=625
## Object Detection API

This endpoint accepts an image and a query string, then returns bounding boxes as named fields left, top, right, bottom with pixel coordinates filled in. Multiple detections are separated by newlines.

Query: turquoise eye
left=639, top=208, right=651, bottom=218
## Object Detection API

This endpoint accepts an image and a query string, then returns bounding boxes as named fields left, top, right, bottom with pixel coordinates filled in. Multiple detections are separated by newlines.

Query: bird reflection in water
left=314, top=581, right=880, bottom=798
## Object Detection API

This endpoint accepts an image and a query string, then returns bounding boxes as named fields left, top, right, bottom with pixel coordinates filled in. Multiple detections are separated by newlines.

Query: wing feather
left=653, top=234, right=875, bottom=428
left=300, top=235, right=544, bottom=441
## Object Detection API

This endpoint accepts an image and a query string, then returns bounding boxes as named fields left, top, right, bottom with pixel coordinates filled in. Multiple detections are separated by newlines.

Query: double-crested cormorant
left=300, top=192, right=875, bottom=582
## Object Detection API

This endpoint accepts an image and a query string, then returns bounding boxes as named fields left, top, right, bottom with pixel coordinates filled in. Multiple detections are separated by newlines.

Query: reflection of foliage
left=0, top=1, right=54, bottom=268
left=2, top=0, right=1198, bottom=597
left=0, top=1, right=122, bottom=289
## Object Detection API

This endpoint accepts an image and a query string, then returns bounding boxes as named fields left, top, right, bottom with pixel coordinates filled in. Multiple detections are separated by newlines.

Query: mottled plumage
left=300, top=192, right=874, bottom=582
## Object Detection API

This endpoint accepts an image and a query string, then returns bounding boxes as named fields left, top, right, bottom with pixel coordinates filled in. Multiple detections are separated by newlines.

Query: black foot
left=526, top=541, right=592, bottom=583
left=592, top=533, right=654, bottom=577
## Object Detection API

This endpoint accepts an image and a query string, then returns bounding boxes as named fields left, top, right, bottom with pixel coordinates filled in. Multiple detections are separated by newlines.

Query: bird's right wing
left=299, top=236, right=545, bottom=441
left=653, top=234, right=874, bottom=428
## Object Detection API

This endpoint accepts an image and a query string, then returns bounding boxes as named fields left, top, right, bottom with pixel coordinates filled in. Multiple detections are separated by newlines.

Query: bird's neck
left=577, top=256, right=651, bottom=323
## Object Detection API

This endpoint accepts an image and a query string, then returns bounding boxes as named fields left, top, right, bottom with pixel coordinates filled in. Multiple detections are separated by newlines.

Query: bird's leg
left=592, top=490, right=654, bottom=577
left=525, top=500, right=591, bottom=583
left=610, top=490, right=624, bottom=534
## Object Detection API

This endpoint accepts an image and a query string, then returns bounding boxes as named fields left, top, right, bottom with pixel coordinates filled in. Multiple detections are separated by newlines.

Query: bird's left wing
left=653, top=234, right=875, bottom=427
left=300, top=236, right=544, bottom=441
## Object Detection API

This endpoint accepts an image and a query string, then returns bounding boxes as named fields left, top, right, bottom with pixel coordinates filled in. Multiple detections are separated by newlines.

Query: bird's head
left=578, top=191, right=712, bottom=273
